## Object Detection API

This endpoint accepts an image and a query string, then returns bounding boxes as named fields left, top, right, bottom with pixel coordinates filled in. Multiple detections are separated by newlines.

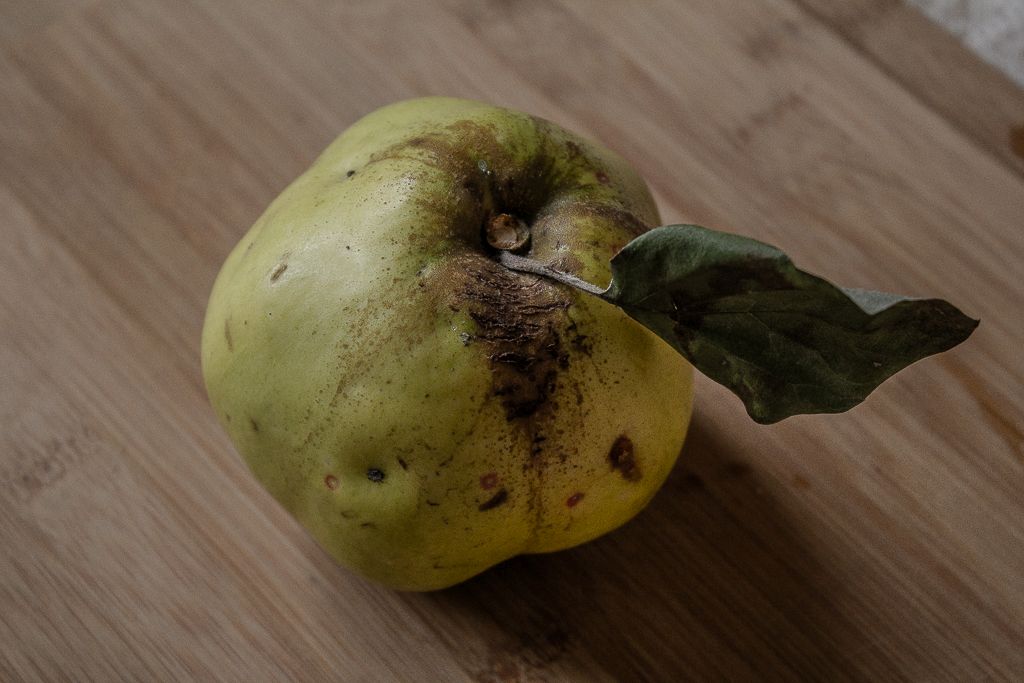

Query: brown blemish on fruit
left=366, top=468, right=385, bottom=483
left=608, top=435, right=640, bottom=481
left=223, top=318, right=233, bottom=351
left=324, top=474, right=339, bottom=490
left=793, top=474, right=811, bottom=490
left=397, top=457, right=408, bottom=470
left=249, top=418, right=259, bottom=433
left=565, top=320, right=592, bottom=355
left=450, top=254, right=571, bottom=421
left=480, top=472, right=499, bottom=489
left=1011, top=125, right=1024, bottom=160
left=478, top=487, right=508, bottom=511
left=346, top=169, right=356, bottom=177
left=595, top=170, right=610, bottom=184
left=270, top=263, right=288, bottom=282
left=566, top=492, right=584, bottom=507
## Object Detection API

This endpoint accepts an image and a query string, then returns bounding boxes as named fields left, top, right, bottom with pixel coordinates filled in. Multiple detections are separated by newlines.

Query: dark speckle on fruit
left=346, top=169, right=356, bottom=177
left=456, top=255, right=570, bottom=421
left=480, top=472, right=499, bottom=489
left=478, top=487, right=508, bottom=511
left=398, top=457, right=408, bottom=470
left=366, top=468, right=385, bottom=483
left=249, top=418, right=259, bottom=433
left=566, top=492, right=584, bottom=507
left=224, top=319, right=233, bottom=351
left=608, top=435, right=640, bottom=481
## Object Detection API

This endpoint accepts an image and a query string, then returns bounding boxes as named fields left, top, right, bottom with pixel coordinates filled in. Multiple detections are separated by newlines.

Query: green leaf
left=603, top=225, right=978, bottom=423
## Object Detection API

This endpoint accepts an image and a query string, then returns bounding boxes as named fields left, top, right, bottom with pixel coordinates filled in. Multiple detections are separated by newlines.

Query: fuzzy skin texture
left=201, top=97, right=693, bottom=590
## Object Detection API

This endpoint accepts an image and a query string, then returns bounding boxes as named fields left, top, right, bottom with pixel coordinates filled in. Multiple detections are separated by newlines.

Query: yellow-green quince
left=201, top=97, right=693, bottom=590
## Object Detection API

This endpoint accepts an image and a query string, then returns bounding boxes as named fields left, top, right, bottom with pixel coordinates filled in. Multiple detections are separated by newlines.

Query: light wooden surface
left=2, top=1, right=1022, bottom=680
left=909, top=0, right=1024, bottom=87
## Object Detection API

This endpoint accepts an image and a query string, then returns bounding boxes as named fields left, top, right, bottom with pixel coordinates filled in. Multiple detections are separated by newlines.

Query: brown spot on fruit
left=270, top=263, right=287, bottom=282
left=478, top=488, right=508, bottom=511
left=595, top=170, right=610, bottom=184
left=324, top=474, right=339, bottom=490
left=249, top=418, right=259, bottom=433
left=397, top=457, right=408, bottom=470
left=454, top=254, right=571, bottom=421
left=793, top=474, right=811, bottom=490
left=366, top=468, right=385, bottom=483
left=566, top=492, right=584, bottom=507
left=224, top=319, right=233, bottom=352
left=608, top=435, right=640, bottom=481
left=480, top=472, right=499, bottom=489
left=346, top=169, right=356, bottom=177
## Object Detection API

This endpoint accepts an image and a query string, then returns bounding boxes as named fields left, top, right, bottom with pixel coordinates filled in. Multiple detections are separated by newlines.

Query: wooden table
left=3, top=1, right=1022, bottom=680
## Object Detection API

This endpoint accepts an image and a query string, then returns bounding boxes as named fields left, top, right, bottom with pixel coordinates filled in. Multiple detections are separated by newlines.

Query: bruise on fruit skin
left=608, top=435, right=641, bottom=481
left=478, top=487, right=508, bottom=511
left=453, top=254, right=571, bottom=421
left=566, top=492, right=584, bottom=507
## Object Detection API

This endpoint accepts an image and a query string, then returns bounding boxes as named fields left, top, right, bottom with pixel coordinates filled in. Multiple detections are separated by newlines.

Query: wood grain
left=1, top=0, right=1022, bottom=680
left=795, top=0, right=1024, bottom=177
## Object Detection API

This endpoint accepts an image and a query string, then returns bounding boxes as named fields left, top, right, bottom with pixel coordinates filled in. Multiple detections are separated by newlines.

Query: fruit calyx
left=485, top=213, right=531, bottom=252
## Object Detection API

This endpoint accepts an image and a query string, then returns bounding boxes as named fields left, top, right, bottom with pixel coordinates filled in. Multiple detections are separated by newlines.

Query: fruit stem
left=497, top=251, right=607, bottom=297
